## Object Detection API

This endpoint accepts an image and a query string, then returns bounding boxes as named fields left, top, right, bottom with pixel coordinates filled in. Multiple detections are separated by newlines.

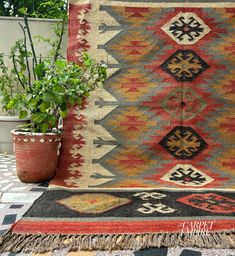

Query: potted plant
left=0, top=14, right=65, bottom=154
left=3, top=16, right=107, bottom=183
left=10, top=54, right=106, bottom=183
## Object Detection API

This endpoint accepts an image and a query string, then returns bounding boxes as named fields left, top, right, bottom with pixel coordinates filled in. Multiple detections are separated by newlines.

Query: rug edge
left=0, top=230, right=235, bottom=253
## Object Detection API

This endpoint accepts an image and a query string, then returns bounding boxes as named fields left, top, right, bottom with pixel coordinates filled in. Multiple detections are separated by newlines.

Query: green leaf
left=60, top=102, right=67, bottom=111
left=55, top=60, right=66, bottom=69
left=28, top=98, right=38, bottom=109
left=54, top=84, right=64, bottom=93
left=59, top=110, right=67, bottom=118
left=84, top=58, right=92, bottom=66
left=34, top=63, right=45, bottom=78
left=19, top=110, right=27, bottom=119
left=40, top=123, right=49, bottom=133
left=31, top=113, right=45, bottom=123
left=7, top=100, right=15, bottom=109
left=71, top=78, right=81, bottom=85
left=43, top=91, right=54, bottom=101
left=38, top=102, right=48, bottom=113
left=53, top=92, right=63, bottom=105
left=69, top=96, right=75, bottom=106
left=77, top=97, right=83, bottom=106
left=48, top=115, right=57, bottom=128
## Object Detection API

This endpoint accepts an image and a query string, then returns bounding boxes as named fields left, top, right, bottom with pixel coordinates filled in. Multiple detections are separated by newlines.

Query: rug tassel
left=0, top=231, right=235, bottom=253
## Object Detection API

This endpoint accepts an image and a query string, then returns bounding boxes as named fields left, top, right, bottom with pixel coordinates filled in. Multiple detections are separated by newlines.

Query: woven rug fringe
left=0, top=231, right=235, bottom=253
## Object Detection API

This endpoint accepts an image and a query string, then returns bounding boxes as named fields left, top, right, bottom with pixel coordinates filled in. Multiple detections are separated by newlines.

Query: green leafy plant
left=8, top=54, right=107, bottom=133
left=0, top=39, right=28, bottom=115
left=0, top=53, right=17, bottom=115
left=0, top=14, right=65, bottom=116
left=0, top=15, right=107, bottom=133
left=0, top=0, right=67, bottom=19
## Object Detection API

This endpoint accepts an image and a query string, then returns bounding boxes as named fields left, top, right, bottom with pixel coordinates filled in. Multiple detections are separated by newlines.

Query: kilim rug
left=49, top=0, right=235, bottom=190
left=0, top=189, right=235, bottom=253
left=1, top=0, right=235, bottom=253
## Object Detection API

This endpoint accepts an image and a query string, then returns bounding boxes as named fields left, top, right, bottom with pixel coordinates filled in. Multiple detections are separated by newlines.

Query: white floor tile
left=1, top=192, right=43, bottom=203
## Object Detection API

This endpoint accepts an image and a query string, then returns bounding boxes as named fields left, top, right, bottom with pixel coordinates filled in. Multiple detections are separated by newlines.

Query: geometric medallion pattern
left=161, top=164, right=214, bottom=187
left=58, top=193, right=131, bottom=214
left=161, top=50, right=210, bottom=82
left=161, top=12, right=211, bottom=45
left=160, top=87, right=208, bottom=121
left=51, top=1, right=235, bottom=189
left=177, top=193, right=235, bottom=213
left=159, top=126, right=207, bottom=159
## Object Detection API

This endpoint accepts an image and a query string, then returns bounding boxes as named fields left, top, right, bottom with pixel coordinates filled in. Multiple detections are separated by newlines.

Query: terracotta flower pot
left=11, top=130, right=62, bottom=183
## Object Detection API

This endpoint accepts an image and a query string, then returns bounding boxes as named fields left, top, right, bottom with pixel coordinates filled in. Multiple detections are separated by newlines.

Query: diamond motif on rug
left=101, top=29, right=158, bottom=64
left=106, top=69, right=156, bottom=103
left=161, top=50, right=209, bottom=82
left=159, top=126, right=207, bottom=159
left=177, top=193, right=235, bottom=213
left=102, top=145, right=156, bottom=177
left=106, top=106, right=156, bottom=141
left=160, top=87, right=208, bottom=121
left=161, top=12, right=211, bottom=45
left=161, top=164, right=214, bottom=187
left=58, top=193, right=131, bottom=214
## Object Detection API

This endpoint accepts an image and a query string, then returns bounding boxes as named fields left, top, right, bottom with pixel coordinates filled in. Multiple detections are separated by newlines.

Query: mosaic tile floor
left=0, top=154, right=234, bottom=256
left=0, top=154, right=47, bottom=236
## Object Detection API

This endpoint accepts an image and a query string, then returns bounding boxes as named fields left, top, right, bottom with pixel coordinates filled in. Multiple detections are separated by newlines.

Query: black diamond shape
left=161, top=50, right=209, bottom=82
left=2, top=214, right=17, bottom=225
left=9, top=204, right=23, bottom=209
left=159, top=126, right=207, bottom=159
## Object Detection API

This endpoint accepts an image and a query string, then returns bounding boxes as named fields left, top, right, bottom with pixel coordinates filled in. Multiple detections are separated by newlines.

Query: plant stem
left=24, top=16, right=38, bottom=67
left=32, top=57, right=36, bottom=80
left=53, top=21, right=64, bottom=62
left=19, top=22, right=31, bottom=86
left=53, top=2, right=68, bottom=62
left=12, top=53, right=25, bottom=90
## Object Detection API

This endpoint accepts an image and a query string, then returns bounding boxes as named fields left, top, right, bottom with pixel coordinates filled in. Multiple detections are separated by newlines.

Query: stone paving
left=0, top=154, right=234, bottom=256
left=0, top=154, right=47, bottom=237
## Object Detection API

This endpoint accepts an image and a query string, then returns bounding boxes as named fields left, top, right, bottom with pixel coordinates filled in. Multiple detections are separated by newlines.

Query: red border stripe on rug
left=12, top=219, right=235, bottom=234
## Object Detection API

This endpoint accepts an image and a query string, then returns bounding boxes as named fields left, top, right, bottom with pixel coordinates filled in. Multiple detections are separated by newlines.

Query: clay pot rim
left=11, top=129, right=62, bottom=137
